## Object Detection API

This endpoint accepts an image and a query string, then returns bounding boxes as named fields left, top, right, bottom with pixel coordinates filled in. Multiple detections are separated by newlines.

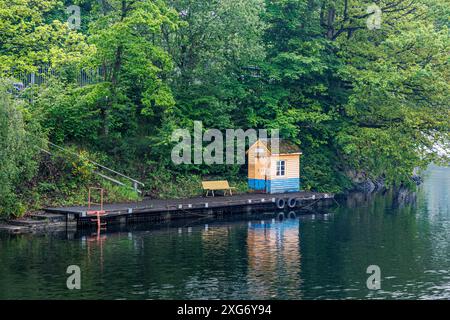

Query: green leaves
left=141, top=82, right=175, bottom=116
left=0, top=0, right=90, bottom=74
left=261, top=0, right=450, bottom=191
left=86, top=0, right=179, bottom=134
left=30, top=80, right=103, bottom=143
left=0, top=79, right=44, bottom=217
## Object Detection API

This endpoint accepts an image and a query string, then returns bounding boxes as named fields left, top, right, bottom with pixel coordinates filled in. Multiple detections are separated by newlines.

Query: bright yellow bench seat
left=201, top=180, right=236, bottom=197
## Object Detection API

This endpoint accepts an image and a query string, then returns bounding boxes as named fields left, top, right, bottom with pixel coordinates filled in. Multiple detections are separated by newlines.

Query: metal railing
left=47, top=141, right=145, bottom=193
left=13, top=65, right=110, bottom=89
left=35, top=137, right=145, bottom=194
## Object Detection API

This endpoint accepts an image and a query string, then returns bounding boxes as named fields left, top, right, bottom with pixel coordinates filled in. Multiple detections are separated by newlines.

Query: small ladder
left=87, top=187, right=107, bottom=230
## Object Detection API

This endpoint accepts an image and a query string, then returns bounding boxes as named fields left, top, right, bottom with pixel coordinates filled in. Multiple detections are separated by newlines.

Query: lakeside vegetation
left=0, top=0, right=449, bottom=218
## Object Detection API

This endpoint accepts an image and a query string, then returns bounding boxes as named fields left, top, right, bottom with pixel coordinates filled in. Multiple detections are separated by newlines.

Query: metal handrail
left=47, top=141, right=144, bottom=187
left=33, top=135, right=144, bottom=193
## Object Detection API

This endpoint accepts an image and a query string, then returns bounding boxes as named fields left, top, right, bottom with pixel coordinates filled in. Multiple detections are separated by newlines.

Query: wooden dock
left=45, top=192, right=334, bottom=226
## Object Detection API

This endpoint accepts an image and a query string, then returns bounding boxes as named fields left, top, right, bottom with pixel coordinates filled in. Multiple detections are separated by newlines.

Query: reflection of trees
left=0, top=232, right=106, bottom=299
left=417, top=165, right=450, bottom=285
left=421, top=165, right=450, bottom=220
left=246, top=220, right=301, bottom=299
left=135, top=225, right=250, bottom=299
left=299, top=173, right=448, bottom=299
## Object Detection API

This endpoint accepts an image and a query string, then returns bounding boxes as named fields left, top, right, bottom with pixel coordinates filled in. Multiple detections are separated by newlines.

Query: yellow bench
left=202, top=180, right=236, bottom=197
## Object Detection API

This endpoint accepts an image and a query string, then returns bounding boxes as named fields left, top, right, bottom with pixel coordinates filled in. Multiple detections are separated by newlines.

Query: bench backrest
left=202, top=180, right=230, bottom=190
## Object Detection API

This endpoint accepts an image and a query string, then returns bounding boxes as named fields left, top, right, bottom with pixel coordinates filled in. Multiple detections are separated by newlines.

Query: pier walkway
left=45, top=191, right=334, bottom=221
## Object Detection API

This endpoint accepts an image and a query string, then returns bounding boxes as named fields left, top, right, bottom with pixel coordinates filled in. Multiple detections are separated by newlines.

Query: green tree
left=154, top=0, right=268, bottom=176
left=0, top=0, right=90, bottom=75
left=335, top=0, right=450, bottom=187
left=0, top=80, right=44, bottom=217
left=258, top=0, right=449, bottom=191
left=163, top=0, right=266, bottom=128
left=85, top=0, right=179, bottom=138
left=29, top=0, right=181, bottom=172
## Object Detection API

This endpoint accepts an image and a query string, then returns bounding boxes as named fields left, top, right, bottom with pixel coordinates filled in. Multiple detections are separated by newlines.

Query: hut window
left=276, top=160, right=286, bottom=176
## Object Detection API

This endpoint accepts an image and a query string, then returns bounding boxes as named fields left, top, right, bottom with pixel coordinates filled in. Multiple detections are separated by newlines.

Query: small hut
left=247, top=139, right=302, bottom=194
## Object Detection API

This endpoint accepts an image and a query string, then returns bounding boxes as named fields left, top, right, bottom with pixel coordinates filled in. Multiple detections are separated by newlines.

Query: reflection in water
left=0, top=166, right=449, bottom=299
left=422, top=165, right=450, bottom=220
left=416, top=165, right=450, bottom=299
left=83, top=231, right=107, bottom=273
left=247, top=217, right=301, bottom=299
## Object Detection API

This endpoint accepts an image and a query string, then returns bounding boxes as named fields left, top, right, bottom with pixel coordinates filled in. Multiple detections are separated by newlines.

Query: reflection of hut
left=247, top=139, right=302, bottom=194
left=246, top=219, right=301, bottom=298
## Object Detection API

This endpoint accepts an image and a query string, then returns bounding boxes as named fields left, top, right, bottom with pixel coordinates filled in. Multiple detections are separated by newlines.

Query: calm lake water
left=1, top=166, right=449, bottom=300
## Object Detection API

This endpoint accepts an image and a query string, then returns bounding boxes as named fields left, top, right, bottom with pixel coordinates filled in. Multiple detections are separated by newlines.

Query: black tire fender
left=287, top=197, right=297, bottom=208
left=276, top=198, right=286, bottom=209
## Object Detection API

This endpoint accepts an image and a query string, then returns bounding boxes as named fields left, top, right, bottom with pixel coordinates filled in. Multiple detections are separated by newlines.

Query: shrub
left=0, top=79, right=44, bottom=218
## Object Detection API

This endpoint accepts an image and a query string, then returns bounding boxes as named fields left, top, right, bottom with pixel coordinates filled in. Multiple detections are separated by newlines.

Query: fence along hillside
left=13, top=65, right=110, bottom=89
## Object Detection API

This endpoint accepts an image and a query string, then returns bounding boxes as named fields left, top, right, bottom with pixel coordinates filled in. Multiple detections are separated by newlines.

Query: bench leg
left=229, top=189, right=233, bottom=196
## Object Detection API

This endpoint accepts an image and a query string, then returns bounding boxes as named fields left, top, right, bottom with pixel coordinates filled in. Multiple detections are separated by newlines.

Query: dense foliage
left=0, top=0, right=449, bottom=217
left=0, top=80, right=43, bottom=217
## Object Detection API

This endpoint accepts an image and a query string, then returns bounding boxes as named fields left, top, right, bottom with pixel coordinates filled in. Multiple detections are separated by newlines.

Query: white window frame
left=276, top=160, right=286, bottom=176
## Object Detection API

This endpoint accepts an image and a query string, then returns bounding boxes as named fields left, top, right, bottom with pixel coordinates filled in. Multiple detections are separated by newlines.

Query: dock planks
left=45, top=192, right=334, bottom=221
